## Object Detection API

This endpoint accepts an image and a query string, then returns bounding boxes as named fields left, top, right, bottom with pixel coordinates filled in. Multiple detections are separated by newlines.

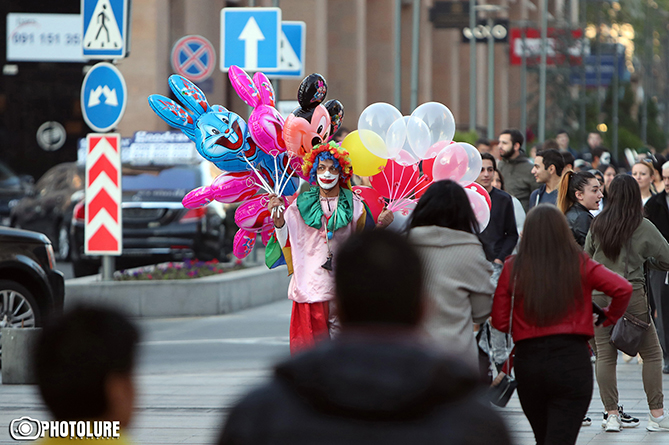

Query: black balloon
left=324, top=100, right=344, bottom=137
left=297, top=73, right=328, bottom=110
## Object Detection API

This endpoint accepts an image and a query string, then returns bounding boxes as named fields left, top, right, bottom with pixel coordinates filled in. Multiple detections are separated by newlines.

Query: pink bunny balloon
left=229, top=66, right=286, bottom=155
left=233, top=229, right=256, bottom=259
left=182, top=171, right=260, bottom=209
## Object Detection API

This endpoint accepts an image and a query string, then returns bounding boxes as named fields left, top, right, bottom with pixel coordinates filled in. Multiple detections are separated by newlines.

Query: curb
left=64, top=266, right=290, bottom=318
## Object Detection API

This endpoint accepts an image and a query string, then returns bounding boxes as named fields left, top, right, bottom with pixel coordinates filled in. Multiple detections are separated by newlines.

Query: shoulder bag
left=489, top=280, right=518, bottom=407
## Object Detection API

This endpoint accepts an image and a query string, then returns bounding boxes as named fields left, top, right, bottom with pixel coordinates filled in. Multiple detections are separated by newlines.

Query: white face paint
left=317, top=172, right=338, bottom=190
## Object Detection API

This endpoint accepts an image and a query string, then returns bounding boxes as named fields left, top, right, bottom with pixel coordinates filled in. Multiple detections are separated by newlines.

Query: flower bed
left=113, top=259, right=245, bottom=281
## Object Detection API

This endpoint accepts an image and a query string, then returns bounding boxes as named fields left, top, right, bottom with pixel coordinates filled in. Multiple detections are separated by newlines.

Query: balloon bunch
left=147, top=68, right=303, bottom=259
left=343, top=102, right=491, bottom=231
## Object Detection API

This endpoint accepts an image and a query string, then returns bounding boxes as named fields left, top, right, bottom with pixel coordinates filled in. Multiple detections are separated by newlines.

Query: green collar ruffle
left=296, top=186, right=353, bottom=232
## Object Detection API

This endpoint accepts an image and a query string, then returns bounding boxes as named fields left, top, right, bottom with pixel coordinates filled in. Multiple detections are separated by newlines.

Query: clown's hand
left=267, top=194, right=285, bottom=228
left=376, top=209, right=394, bottom=229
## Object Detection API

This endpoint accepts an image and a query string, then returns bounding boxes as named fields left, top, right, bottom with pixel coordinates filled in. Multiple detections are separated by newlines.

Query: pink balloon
left=233, top=229, right=256, bottom=259
left=370, top=160, right=419, bottom=200
left=463, top=182, right=492, bottom=210
left=465, top=188, right=491, bottom=232
left=432, top=142, right=468, bottom=182
left=393, top=150, right=419, bottom=166
left=248, top=104, right=286, bottom=154
left=253, top=72, right=276, bottom=107
left=182, top=172, right=259, bottom=208
left=228, top=66, right=260, bottom=107
left=234, top=195, right=273, bottom=231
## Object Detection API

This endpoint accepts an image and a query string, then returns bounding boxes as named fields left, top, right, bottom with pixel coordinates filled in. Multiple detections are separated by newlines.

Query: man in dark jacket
left=217, top=231, right=512, bottom=445
left=497, top=129, right=539, bottom=213
left=644, top=161, right=669, bottom=374
left=529, top=149, right=565, bottom=210
left=477, top=153, right=518, bottom=265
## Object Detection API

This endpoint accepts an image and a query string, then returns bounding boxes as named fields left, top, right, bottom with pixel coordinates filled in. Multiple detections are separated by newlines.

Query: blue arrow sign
left=82, top=0, right=128, bottom=59
left=220, top=7, right=281, bottom=72
left=81, top=62, right=127, bottom=132
left=267, top=21, right=306, bottom=79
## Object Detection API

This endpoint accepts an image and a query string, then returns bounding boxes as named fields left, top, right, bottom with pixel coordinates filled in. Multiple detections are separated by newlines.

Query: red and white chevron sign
left=85, top=133, right=122, bottom=255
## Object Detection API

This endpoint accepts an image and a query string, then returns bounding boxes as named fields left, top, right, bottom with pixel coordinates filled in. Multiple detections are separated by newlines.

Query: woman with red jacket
left=491, top=204, right=632, bottom=445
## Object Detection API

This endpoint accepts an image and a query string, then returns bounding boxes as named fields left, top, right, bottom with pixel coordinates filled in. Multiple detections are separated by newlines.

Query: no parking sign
left=171, top=35, right=216, bottom=82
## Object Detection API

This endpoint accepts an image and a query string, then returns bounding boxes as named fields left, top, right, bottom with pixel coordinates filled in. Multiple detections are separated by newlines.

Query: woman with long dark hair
left=492, top=205, right=631, bottom=444
left=557, top=170, right=603, bottom=247
left=586, top=174, right=669, bottom=432
left=407, top=180, right=495, bottom=371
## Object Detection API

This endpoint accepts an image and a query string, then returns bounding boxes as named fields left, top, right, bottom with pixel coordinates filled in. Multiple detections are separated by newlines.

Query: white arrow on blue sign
left=81, top=62, right=127, bottom=133
left=267, top=21, right=306, bottom=79
left=220, top=7, right=281, bottom=72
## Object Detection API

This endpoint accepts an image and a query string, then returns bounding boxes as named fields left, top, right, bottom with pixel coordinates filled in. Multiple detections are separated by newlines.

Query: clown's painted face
left=316, top=159, right=340, bottom=190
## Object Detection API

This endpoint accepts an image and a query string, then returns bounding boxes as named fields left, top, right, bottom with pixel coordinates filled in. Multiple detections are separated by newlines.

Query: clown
left=267, top=142, right=394, bottom=354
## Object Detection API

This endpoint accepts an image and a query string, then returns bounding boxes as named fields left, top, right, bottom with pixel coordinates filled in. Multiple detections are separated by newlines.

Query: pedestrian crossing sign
left=82, top=0, right=128, bottom=59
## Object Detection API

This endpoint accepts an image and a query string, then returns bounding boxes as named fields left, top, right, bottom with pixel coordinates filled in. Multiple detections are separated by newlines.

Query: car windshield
left=122, top=167, right=199, bottom=191
left=0, top=162, right=20, bottom=187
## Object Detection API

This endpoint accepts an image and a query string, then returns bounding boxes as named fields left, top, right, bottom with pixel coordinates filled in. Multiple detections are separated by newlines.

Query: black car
left=0, top=226, right=64, bottom=353
left=0, top=161, right=33, bottom=227
left=10, top=162, right=84, bottom=261
left=70, top=162, right=231, bottom=277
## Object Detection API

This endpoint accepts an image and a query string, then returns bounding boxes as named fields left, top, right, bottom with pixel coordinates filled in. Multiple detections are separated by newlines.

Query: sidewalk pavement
left=1, top=349, right=668, bottom=444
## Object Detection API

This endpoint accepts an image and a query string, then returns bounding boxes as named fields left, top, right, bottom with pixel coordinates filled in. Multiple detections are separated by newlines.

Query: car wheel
left=56, top=222, right=71, bottom=261
left=0, top=280, right=42, bottom=359
left=72, top=261, right=100, bottom=278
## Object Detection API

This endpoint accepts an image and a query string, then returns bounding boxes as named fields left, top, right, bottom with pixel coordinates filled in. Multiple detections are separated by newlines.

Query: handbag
left=489, top=279, right=517, bottom=407
left=609, top=311, right=651, bottom=356
left=608, top=241, right=651, bottom=356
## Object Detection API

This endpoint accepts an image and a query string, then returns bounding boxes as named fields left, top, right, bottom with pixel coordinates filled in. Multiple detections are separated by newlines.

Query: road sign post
left=85, top=134, right=122, bottom=280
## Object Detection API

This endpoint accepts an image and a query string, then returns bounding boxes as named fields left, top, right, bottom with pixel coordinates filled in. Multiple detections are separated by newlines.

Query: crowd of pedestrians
left=30, top=128, right=669, bottom=445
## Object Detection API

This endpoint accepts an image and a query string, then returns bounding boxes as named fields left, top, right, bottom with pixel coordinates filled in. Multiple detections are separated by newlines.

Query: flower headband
left=302, top=142, right=353, bottom=181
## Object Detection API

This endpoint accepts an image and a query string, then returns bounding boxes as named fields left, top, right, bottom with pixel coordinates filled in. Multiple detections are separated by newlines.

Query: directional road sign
left=171, top=35, right=216, bottom=82
left=82, top=0, right=128, bottom=59
left=81, top=62, right=127, bottom=133
left=267, top=21, right=306, bottom=79
left=220, top=7, right=281, bottom=72
left=85, top=133, right=122, bottom=255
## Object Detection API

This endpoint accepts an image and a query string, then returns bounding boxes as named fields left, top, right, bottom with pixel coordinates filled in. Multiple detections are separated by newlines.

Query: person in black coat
left=644, top=162, right=669, bottom=374
left=557, top=170, right=603, bottom=247
left=217, top=231, right=512, bottom=445
left=477, top=153, right=519, bottom=265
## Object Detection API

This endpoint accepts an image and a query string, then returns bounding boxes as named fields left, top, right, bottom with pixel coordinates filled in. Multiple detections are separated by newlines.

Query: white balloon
left=385, top=117, right=408, bottom=159
left=454, top=142, right=483, bottom=186
left=358, top=103, right=403, bottom=158
left=405, top=116, right=431, bottom=159
left=411, top=102, right=456, bottom=146
left=465, top=188, right=490, bottom=232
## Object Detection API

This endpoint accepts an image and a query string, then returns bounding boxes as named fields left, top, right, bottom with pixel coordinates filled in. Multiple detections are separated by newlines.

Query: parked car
left=0, top=226, right=64, bottom=356
left=0, top=160, right=33, bottom=227
left=10, top=162, right=84, bottom=261
left=70, top=162, right=231, bottom=277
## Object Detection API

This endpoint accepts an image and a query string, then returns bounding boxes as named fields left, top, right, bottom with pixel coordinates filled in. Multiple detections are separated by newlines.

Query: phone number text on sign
left=7, top=13, right=86, bottom=63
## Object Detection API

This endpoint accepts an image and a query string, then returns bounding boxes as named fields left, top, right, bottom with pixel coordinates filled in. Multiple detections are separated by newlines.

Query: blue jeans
left=514, top=334, right=592, bottom=445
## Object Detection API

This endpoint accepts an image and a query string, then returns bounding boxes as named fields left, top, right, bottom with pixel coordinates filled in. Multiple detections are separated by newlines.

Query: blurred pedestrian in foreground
left=34, top=306, right=139, bottom=444
left=407, top=180, right=494, bottom=373
left=492, top=205, right=632, bottom=444
left=557, top=171, right=603, bottom=247
left=586, top=175, right=669, bottom=432
left=218, top=230, right=512, bottom=445
left=644, top=161, right=669, bottom=375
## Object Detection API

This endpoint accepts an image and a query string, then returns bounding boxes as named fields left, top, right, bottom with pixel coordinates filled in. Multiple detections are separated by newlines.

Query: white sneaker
left=605, top=414, right=622, bottom=432
left=647, top=413, right=669, bottom=431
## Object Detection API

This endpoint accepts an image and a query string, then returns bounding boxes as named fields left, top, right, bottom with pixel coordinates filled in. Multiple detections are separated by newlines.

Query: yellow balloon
left=341, top=130, right=387, bottom=177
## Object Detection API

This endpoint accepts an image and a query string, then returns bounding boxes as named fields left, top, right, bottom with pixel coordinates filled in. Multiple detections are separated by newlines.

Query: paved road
left=1, top=300, right=668, bottom=444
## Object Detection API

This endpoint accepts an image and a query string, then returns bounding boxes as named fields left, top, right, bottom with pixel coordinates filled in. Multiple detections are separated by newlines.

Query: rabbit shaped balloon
left=148, top=75, right=299, bottom=196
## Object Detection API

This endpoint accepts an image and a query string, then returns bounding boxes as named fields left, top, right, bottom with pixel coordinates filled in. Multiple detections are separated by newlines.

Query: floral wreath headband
left=302, top=142, right=353, bottom=182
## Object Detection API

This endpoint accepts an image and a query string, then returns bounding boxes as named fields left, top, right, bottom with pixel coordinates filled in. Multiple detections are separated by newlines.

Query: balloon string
left=273, top=154, right=279, bottom=194
left=404, top=177, right=433, bottom=200
left=243, top=156, right=274, bottom=194
left=275, top=155, right=292, bottom=195
left=277, top=169, right=296, bottom=197
left=388, top=198, right=416, bottom=213
left=392, top=167, right=418, bottom=206
left=389, top=163, right=408, bottom=207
